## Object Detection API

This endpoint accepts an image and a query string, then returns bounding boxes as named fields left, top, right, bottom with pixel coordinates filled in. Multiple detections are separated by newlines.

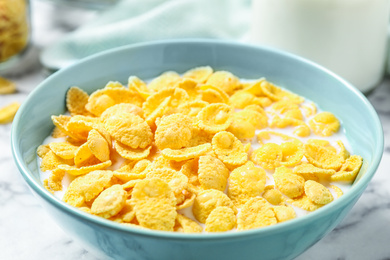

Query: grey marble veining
left=1, top=1, right=390, bottom=259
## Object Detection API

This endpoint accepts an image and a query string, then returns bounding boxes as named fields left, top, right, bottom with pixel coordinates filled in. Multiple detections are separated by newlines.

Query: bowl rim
left=11, top=38, right=384, bottom=240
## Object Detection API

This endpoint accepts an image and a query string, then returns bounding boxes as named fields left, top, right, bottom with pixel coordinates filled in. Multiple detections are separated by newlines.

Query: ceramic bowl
left=11, top=39, right=383, bottom=260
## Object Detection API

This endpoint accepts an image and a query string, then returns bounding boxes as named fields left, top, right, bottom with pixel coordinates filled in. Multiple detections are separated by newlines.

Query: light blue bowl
left=11, top=39, right=383, bottom=260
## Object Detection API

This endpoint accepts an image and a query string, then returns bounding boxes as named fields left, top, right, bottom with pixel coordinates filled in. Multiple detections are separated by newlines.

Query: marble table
left=1, top=1, right=390, bottom=259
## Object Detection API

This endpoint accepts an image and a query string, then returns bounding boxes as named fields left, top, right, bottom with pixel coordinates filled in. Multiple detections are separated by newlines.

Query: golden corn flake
left=161, top=143, right=212, bottom=162
left=206, top=70, right=241, bottom=95
left=200, top=84, right=229, bottom=104
left=331, top=185, right=344, bottom=198
left=198, top=155, right=229, bottom=191
left=48, top=142, right=78, bottom=160
left=205, top=206, right=236, bottom=232
left=147, top=71, right=181, bottom=92
left=304, top=143, right=344, bottom=170
left=183, top=66, right=213, bottom=83
left=105, top=113, right=152, bottom=149
left=37, top=144, right=51, bottom=158
left=91, top=184, right=127, bottom=219
left=331, top=155, right=363, bottom=182
left=66, top=86, right=91, bottom=116
left=142, top=87, right=189, bottom=118
left=74, top=143, right=94, bottom=167
left=309, top=111, right=340, bottom=137
left=274, top=166, right=305, bottom=199
left=272, top=205, right=296, bottom=223
left=293, top=163, right=335, bottom=181
left=289, top=195, right=323, bottom=212
left=228, top=91, right=263, bottom=109
left=192, top=189, right=236, bottom=224
left=100, top=103, right=144, bottom=122
left=132, top=178, right=177, bottom=231
left=228, top=161, right=266, bottom=207
left=304, top=180, right=334, bottom=205
left=180, top=158, right=200, bottom=186
left=280, top=141, right=304, bottom=167
left=233, top=109, right=268, bottom=130
left=293, top=124, right=311, bottom=137
left=40, top=150, right=74, bottom=172
left=176, top=78, right=201, bottom=101
left=176, top=190, right=196, bottom=210
left=155, top=113, right=193, bottom=150
left=63, top=170, right=114, bottom=207
left=132, top=178, right=177, bottom=204
left=0, top=102, right=20, bottom=124
left=114, top=160, right=149, bottom=182
left=58, top=160, right=112, bottom=176
left=128, top=76, right=151, bottom=100
left=47, top=168, right=66, bottom=191
left=87, top=129, right=110, bottom=162
left=237, top=197, right=277, bottom=231
left=0, top=77, right=17, bottom=94
left=114, top=141, right=151, bottom=161
left=145, top=167, right=188, bottom=199
left=250, top=143, right=282, bottom=170
left=175, top=214, right=203, bottom=233
left=212, top=131, right=247, bottom=166
left=197, top=103, right=233, bottom=134
left=260, top=80, right=304, bottom=104
left=177, top=100, right=208, bottom=117
left=111, top=200, right=136, bottom=223
left=262, top=186, right=285, bottom=206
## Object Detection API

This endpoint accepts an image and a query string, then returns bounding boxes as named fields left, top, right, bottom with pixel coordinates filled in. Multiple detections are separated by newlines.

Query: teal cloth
left=41, top=0, right=251, bottom=70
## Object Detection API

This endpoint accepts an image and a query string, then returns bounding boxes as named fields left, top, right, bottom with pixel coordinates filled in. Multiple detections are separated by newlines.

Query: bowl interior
left=12, top=39, right=383, bottom=237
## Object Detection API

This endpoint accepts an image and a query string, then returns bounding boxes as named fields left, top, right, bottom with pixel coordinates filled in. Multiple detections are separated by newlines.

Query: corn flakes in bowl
left=11, top=40, right=383, bottom=260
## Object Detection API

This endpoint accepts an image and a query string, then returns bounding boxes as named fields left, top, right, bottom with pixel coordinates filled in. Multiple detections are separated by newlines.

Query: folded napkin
left=41, top=0, right=251, bottom=70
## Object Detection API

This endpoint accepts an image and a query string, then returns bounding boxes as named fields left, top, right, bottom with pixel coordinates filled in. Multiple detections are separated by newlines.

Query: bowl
left=11, top=39, right=384, bottom=260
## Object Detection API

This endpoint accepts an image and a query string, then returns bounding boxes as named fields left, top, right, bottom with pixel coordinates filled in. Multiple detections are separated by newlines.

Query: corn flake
left=205, top=206, right=236, bottom=232
left=183, top=66, right=213, bottom=83
left=192, top=189, right=237, bottom=223
left=175, top=214, right=203, bottom=233
left=251, top=143, right=282, bottom=170
left=206, top=70, right=241, bottom=95
left=212, top=131, right=247, bottom=166
left=66, top=86, right=92, bottom=116
left=91, top=184, right=127, bottom=219
left=304, top=180, right=334, bottom=205
left=198, top=155, right=229, bottom=191
left=331, top=155, right=363, bottom=182
left=274, top=166, right=305, bottom=198
left=304, top=143, right=344, bottom=170
left=105, top=113, right=152, bottom=149
left=0, top=102, right=20, bottom=124
left=272, top=205, right=296, bottom=223
left=309, top=112, right=340, bottom=137
left=147, top=71, right=181, bottom=92
left=197, top=103, right=233, bottom=133
left=48, top=142, right=78, bottom=160
left=155, top=113, right=193, bottom=150
left=161, top=143, right=212, bottom=162
left=228, top=161, right=266, bottom=207
left=237, top=197, right=277, bottom=231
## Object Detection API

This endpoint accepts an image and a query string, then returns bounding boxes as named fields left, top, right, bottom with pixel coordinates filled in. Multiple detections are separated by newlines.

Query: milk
left=250, top=0, right=390, bottom=93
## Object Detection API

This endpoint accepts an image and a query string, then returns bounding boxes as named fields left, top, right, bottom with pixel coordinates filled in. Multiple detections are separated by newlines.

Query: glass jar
left=0, top=0, right=30, bottom=70
left=250, top=0, right=390, bottom=94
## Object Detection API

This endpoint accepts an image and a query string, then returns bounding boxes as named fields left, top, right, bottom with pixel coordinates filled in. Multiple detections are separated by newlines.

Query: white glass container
left=250, top=0, right=390, bottom=93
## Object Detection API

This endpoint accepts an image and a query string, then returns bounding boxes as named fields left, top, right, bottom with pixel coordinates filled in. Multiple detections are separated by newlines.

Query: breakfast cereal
left=38, top=67, right=364, bottom=233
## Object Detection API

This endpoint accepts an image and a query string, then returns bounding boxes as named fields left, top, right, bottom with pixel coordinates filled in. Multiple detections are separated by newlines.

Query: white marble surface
left=1, top=1, right=390, bottom=259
